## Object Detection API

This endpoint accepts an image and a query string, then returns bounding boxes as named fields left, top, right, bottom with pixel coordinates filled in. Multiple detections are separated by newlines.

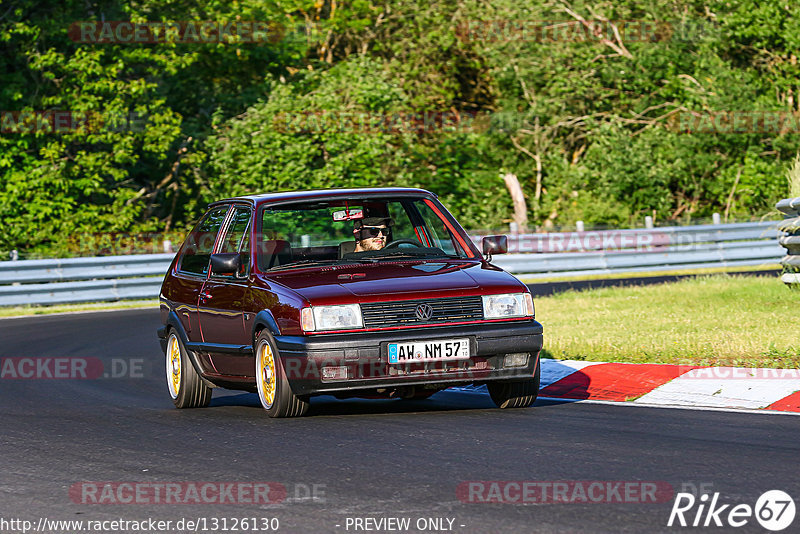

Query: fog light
left=321, top=366, right=349, bottom=381
left=504, top=353, right=529, bottom=368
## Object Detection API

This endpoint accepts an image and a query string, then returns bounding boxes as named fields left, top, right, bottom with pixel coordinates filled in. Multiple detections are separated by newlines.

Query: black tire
left=255, top=330, right=309, bottom=418
left=487, top=359, right=541, bottom=409
left=165, top=329, right=212, bottom=409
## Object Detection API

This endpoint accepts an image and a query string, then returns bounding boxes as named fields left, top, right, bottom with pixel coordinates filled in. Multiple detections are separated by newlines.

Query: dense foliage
left=2, top=0, right=798, bottom=257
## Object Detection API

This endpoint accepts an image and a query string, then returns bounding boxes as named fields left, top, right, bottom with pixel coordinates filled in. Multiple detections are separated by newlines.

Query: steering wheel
left=385, top=239, right=423, bottom=249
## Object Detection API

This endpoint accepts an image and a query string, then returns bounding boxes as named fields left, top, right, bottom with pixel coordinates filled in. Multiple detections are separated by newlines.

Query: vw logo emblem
left=415, top=303, right=434, bottom=321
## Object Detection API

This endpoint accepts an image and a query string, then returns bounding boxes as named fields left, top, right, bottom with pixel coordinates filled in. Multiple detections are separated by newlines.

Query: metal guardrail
left=486, top=221, right=782, bottom=277
left=0, top=221, right=783, bottom=306
left=776, top=197, right=800, bottom=286
left=0, top=278, right=165, bottom=307
left=493, top=240, right=782, bottom=278
left=471, top=221, right=780, bottom=254
left=0, top=253, right=175, bottom=284
left=0, top=253, right=174, bottom=306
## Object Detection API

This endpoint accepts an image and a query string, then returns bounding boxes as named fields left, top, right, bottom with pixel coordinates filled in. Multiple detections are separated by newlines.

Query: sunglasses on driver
left=359, top=226, right=389, bottom=238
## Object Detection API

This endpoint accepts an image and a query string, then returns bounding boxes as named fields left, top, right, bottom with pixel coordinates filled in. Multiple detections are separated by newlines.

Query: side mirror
left=210, top=253, right=242, bottom=276
left=482, top=235, right=508, bottom=260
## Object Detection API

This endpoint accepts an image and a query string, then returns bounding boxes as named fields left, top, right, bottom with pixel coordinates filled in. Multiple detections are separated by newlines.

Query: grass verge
left=0, top=299, right=158, bottom=318
left=536, top=274, right=800, bottom=368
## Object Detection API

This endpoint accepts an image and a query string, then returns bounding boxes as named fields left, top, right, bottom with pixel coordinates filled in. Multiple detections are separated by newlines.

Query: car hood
left=266, top=260, right=525, bottom=304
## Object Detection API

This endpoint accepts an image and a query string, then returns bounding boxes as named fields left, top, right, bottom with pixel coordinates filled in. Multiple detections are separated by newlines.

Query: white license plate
left=387, top=338, right=470, bottom=364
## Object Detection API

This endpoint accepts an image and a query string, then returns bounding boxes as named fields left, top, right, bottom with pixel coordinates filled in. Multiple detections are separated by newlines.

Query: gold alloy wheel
left=257, top=340, right=277, bottom=409
left=166, top=334, right=182, bottom=399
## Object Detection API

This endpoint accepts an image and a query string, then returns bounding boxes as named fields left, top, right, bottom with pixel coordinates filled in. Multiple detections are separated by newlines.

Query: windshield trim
left=259, top=191, right=434, bottom=210
left=253, top=195, right=476, bottom=275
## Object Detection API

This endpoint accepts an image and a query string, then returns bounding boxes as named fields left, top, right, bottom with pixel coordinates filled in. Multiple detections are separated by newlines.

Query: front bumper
left=275, top=320, right=543, bottom=395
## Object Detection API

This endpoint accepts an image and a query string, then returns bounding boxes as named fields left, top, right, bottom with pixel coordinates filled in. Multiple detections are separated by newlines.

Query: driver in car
left=354, top=217, right=393, bottom=252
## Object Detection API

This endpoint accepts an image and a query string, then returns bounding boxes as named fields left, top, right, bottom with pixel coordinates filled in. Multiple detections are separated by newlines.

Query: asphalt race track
left=1, top=309, right=799, bottom=534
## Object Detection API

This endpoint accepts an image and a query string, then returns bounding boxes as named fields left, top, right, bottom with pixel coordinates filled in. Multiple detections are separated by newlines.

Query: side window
left=218, top=207, right=251, bottom=277
left=178, top=206, right=229, bottom=276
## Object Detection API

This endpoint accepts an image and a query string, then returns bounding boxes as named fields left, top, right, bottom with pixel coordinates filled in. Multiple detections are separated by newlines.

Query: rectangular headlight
left=301, top=304, right=363, bottom=332
left=482, top=293, right=534, bottom=319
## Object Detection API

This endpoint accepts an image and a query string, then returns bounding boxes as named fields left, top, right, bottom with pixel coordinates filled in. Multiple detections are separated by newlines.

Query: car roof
left=208, top=187, right=436, bottom=209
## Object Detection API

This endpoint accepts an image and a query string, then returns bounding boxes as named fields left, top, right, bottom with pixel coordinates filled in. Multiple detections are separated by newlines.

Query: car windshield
left=256, top=197, right=474, bottom=271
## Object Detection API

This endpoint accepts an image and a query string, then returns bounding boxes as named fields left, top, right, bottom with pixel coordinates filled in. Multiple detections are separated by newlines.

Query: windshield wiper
left=341, top=247, right=459, bottom=263
left=367, top=251, right=448, bottom=261
left=267, top=259, right=339, bottom=272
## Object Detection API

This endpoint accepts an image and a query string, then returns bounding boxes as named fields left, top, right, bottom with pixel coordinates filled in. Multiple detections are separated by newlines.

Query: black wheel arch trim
left=159, top=311, right=208, bottom=380
left=251, top=310, right=282, bottom=345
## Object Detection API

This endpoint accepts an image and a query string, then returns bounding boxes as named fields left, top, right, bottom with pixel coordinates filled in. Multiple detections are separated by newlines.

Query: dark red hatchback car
left=158, top=188, right=543, bottom=417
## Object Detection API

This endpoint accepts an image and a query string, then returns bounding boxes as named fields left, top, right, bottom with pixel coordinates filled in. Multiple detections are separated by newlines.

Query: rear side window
left=178, top=206, right=229, bottom=276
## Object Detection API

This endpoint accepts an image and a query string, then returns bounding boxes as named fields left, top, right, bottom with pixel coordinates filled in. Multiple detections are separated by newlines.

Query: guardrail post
left=576, top=221, right=584, bottom=232
left=644, top=216, right=653, bottom=229
left=776, top=197, right=800, bottom=287
left=713, top=213, right=721, bottom=225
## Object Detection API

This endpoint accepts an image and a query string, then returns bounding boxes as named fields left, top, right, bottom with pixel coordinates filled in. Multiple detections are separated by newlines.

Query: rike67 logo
left=668, top=490, right=795, bottom=531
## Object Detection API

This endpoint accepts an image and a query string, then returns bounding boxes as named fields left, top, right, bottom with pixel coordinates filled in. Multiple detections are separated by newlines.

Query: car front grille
left=361, top=296, right=483, bottom=328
